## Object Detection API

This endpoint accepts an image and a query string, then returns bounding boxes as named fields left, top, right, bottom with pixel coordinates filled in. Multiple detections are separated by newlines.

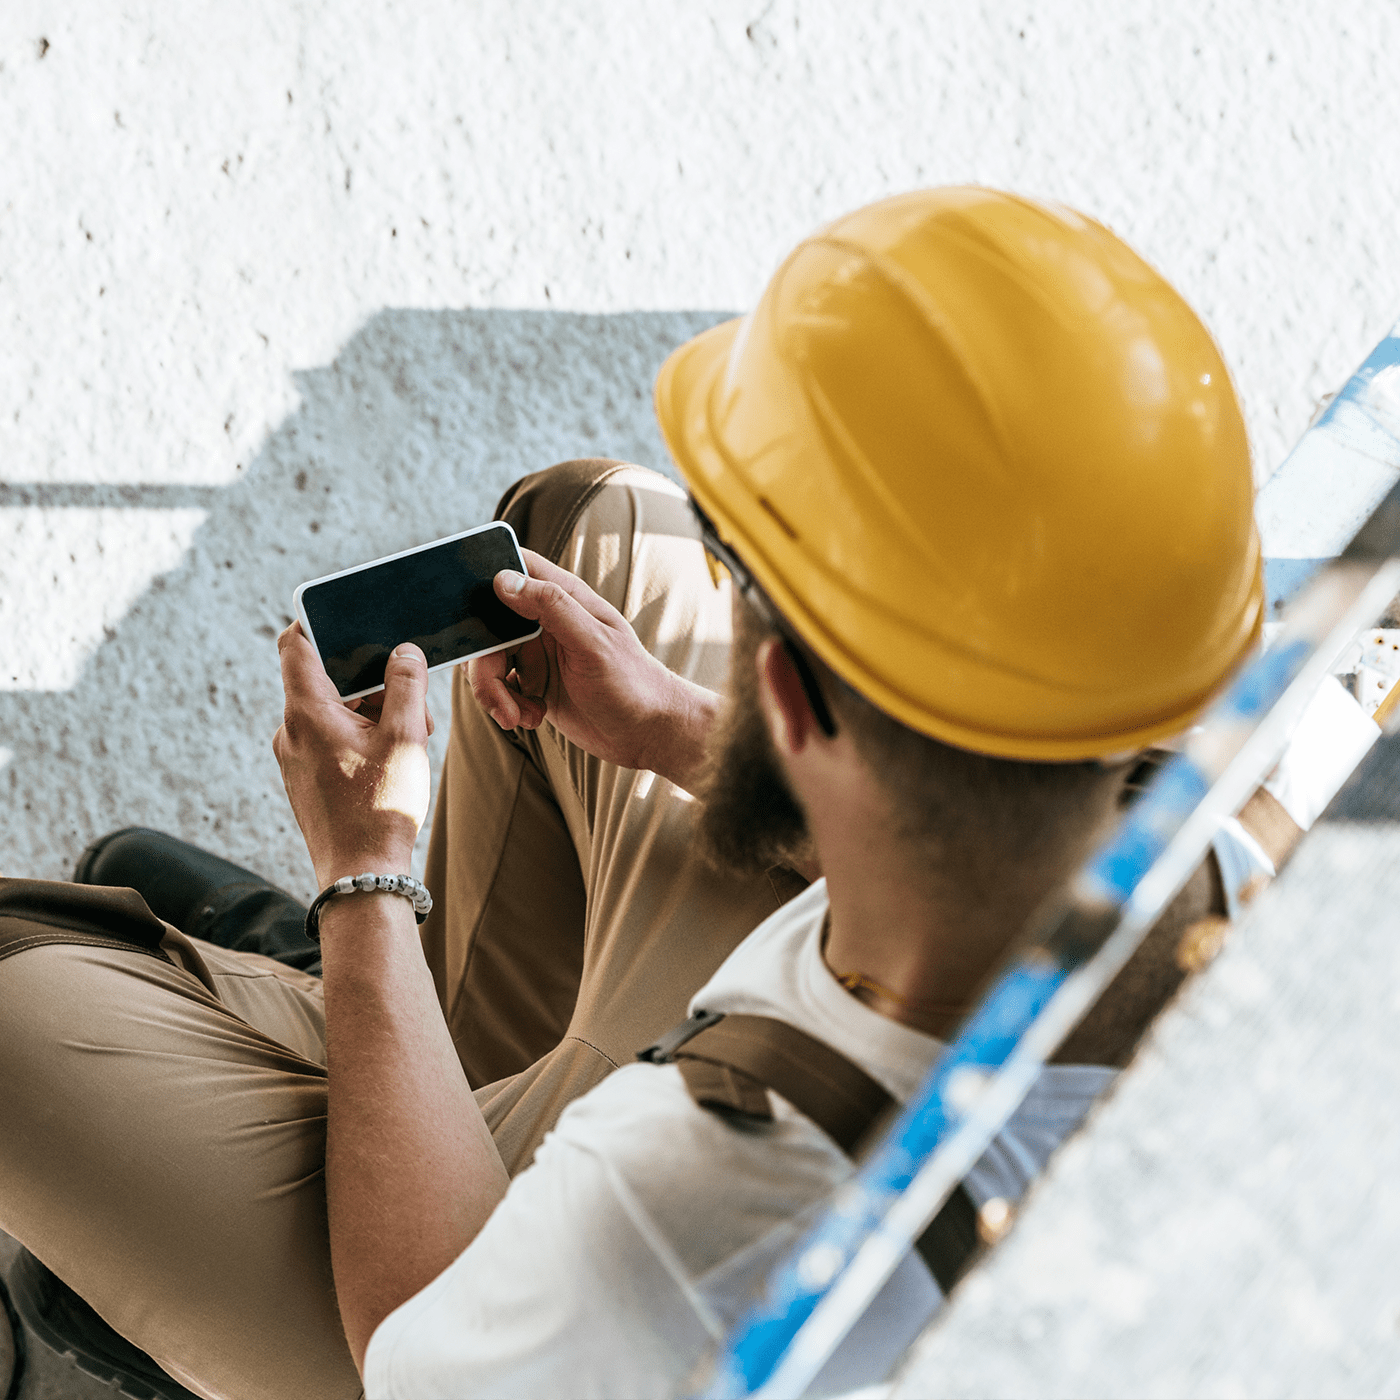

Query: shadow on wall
left=0, top=307, right=734, bottom=896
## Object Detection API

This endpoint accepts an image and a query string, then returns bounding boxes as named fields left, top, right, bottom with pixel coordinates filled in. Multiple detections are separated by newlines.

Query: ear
left=755, top=635, right=821, bottom=758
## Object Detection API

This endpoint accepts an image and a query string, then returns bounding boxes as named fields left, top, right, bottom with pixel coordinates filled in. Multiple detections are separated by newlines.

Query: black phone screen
left=299, top=525, right=538, bottom=697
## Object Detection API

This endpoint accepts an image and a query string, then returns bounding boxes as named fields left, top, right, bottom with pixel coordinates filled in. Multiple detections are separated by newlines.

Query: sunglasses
left=690, top=498, right=838, bottom=739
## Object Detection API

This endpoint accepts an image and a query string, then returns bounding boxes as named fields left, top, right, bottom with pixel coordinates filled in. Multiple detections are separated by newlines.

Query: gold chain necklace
left=821, top=913, right=965, bottom=1025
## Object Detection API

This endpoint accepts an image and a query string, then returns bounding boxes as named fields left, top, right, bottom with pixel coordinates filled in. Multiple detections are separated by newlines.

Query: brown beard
left=695, top=641, right=811, bottom=878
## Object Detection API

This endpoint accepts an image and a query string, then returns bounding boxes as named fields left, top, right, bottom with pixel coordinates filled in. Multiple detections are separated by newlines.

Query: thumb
left=494, top=569, right=599, bottom=652
left=379, top=643, right=430, bottom=742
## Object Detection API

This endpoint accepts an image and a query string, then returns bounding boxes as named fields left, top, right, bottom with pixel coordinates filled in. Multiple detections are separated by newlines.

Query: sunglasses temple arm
left=783, top=638, right=839, bottom=739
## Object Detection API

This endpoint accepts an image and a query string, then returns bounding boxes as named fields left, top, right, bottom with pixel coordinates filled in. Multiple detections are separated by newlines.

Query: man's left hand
left=273, top=625, right=434, bottom=889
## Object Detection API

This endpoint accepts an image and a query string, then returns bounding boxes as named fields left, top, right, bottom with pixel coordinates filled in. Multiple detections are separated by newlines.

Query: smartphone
left=293, top=521, right=542, bottom=700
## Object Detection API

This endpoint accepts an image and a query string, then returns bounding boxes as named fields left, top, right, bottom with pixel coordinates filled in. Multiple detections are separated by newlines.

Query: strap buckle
left=636, top=1009, right=726, bottom=1064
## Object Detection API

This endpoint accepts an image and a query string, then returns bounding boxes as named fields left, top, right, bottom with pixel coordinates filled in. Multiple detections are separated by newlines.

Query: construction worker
left=0, top=188, right=1374, bottom=1399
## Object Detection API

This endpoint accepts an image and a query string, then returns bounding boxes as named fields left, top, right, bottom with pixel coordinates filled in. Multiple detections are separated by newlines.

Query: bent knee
left=495, top=458, right=688, bottom=565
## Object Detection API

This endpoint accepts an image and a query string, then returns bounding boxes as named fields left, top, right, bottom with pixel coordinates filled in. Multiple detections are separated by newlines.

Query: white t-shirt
left=364, top=881, right=1114, bottom=1399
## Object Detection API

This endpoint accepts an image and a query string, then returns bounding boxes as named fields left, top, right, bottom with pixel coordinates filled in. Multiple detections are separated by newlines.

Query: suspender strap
left=916, top=1180, right=981, bottom=1295
left=640, top=1009, right=986, bottom=1294
left=676, top=1056, right=774, bottom=1121
left=0, top=879, right=172, bottom=967
left=636, top=1008, right=727, bottom=1062
left=665, top=1012, right=895, bottom=1156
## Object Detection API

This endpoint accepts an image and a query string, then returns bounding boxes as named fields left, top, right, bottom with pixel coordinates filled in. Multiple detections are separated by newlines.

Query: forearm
left=319, top=893, right=509, bottom=1372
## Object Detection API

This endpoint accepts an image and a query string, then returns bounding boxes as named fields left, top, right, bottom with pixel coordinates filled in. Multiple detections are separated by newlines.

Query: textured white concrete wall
left=4, top=0, right=1400, bottom=895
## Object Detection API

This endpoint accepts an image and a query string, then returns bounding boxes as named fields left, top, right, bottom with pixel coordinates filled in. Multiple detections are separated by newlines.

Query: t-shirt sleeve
left=362, top=1081, right=725, bottom=1400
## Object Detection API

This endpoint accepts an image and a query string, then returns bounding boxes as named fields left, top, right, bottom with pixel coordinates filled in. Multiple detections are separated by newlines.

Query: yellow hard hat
left=655, top=187, right=1263, bottom=761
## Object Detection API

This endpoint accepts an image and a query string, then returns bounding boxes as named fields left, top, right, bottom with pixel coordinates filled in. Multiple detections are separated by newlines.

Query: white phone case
left=293, top=519, right=542, bottom=701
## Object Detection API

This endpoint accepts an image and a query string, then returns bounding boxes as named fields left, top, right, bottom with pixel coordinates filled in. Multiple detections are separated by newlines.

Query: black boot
left=5, top=1247, right=202, bottom=1400
left=1, top=1263, right=23, bottom=1400
left=74, top=827, right=321, bottom=976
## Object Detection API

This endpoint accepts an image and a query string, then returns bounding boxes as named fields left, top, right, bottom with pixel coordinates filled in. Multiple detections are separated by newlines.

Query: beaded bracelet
left=304, top=872, right=433, bottom=943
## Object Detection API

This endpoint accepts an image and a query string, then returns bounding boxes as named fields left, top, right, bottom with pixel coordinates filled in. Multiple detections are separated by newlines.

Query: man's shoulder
left=553, top=1058, right=848, bottom=1173
left=544, top=1059, right=851, bottom=1269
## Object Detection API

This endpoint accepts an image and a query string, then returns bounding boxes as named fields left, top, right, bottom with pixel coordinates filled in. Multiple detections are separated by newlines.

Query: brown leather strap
left=916, top=1181, right=981, bottom=1295
left=643, top=1010, right=987, bottom=1294
left=670, top=1013, right=895, bottom=1155
left=0, top=879, right=172, bottom=966
left=1236, top=786, right=1304, bottom=872
left=676, top=1058, right=773, bottom=1120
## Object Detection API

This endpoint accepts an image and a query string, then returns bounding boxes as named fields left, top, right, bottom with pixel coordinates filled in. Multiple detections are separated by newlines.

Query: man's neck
left=814, top=796, right=1110, bottom=1041
left=752, top=637, right=1120, bottom=1042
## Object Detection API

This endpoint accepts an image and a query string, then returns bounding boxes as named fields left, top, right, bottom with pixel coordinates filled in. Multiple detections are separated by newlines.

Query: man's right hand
left=466, top=548, right=720, bottom=792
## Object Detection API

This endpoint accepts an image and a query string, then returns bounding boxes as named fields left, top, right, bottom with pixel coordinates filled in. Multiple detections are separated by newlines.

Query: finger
left=505, top=678, right=547, bottom=729
left=466, top=649, right=514, bottom=727
left=507, top=636, right=550, bottom=699
left=470, top=667, right=546, bottom=731
left=278, top=623, right=346, bottom=715
left=477, top=671, right=518, bottom=727
left=494, top=568, right=611, bottom=654
left=514, top=549, right=628, bottom=627
left=354, top=692, right=386, bottom=723
left=378, top=643, right=431, bottom=744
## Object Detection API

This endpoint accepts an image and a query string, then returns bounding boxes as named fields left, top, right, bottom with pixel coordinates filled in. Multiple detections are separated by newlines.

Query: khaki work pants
left=0, top=461, right=796, bottom=1400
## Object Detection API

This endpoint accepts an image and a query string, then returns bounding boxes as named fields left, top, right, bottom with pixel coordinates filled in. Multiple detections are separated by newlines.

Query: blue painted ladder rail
left=696, top=321, right=1400, bottom=1400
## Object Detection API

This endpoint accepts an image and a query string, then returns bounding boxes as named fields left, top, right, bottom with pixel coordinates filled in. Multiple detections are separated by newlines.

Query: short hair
left=737, top=598, right=1127, bottom=861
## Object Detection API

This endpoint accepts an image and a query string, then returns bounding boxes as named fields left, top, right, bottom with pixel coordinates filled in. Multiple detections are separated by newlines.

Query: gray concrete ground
left=4, top=2, right=1400, bottom=1397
